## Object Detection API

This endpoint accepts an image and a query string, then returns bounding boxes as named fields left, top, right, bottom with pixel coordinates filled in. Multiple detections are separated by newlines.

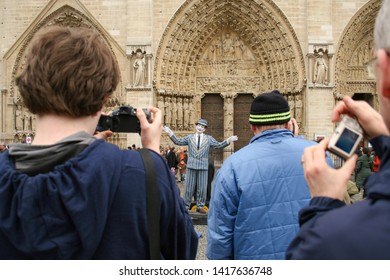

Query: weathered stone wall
left=0, top=0, right=379, bottom=146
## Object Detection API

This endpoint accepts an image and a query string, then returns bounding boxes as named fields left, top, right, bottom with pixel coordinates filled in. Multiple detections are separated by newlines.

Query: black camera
left=96, top=106, right=151, bottom=133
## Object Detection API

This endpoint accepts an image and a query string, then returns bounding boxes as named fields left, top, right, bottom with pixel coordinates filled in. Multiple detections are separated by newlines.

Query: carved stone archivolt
left=155, top=0, right=305, bottom=94
left=334, top=0, right=380, bottom=102
left=154, top=0, right=306, bottom=135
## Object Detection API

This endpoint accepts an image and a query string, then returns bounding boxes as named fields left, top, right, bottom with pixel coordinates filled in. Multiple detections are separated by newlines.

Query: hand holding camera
left=138, top=106, right=162, bottom=153
left=300, top=95, right=383, bottom=200
left=96, top=105, right=151, bottom=133
left=301, top=115, right=361, bottom=200
left=332, top=95, right=390, bottom=140
left=302, top=138, right=358, bottom=201
left=327, top=115, right=363, bottom=159
left=96, top=105, right=162, bottom=153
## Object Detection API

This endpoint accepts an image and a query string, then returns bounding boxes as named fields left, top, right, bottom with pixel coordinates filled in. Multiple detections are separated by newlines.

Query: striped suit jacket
left=169, top=133, right=230, bottom=170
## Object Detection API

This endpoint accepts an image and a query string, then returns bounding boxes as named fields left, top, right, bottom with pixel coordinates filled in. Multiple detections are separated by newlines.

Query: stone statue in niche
left=177, top=96, right=183, bottom=130
left=313, top=50, right=328, bottom=85
left=31, top=114, right=36, bottom=131
left=222, top=32, right=235, bottom=60
left=133, top=49, right=145, bottom=87
left=164, top=96, right=172, bottom=126
left=188, top=99, right=195, bottom=129
left=207, top=42, right=215, bottom=61
left=15, top=103, right=24, bottom=131
left=183, top=98, right=190, bottom=130
left=355, top=43, right=371, bottom=66
left=210, top=38, right=222, bottom=61
left=235, top=39, right=246, bottom=60
left=157, top=96, right=165, bottom=119
left=24, top=110, right=32, bottom=131
left=295, top=95, right=303, bottom=125
left=224, top=97, right=233, bottom=131
left=288, top=95, right=295, bottom=119
left=171, top=96, right=177, bottom=129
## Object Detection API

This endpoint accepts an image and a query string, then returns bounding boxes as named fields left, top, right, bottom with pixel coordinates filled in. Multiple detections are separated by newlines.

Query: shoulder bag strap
left=138, top=148, right=160, bottom=260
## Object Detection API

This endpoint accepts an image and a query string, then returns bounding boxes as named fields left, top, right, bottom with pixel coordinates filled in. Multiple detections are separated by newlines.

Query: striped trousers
left=184, top=168, right=208, bottom=210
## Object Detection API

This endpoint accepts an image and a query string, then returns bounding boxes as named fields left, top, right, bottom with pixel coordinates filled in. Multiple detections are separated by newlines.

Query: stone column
left=146, top=53, right=153, bottom=88
left=221, top=92, right=237, bottom=152
left=0, top=89, right=7, bottom=141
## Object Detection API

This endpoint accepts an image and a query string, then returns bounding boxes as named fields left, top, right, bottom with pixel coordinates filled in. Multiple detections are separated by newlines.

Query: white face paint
left=196, top=124, right=206, bottom=134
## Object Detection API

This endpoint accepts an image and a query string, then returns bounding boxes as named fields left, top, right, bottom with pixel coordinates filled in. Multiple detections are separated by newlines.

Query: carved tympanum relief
left=154, top=0, right=306, bottom=138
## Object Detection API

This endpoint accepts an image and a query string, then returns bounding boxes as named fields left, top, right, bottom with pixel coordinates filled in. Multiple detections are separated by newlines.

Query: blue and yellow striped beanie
left=249, top=90, right=291, bottom=125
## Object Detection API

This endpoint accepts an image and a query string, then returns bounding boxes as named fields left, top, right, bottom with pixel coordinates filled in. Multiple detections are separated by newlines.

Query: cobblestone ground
left=177, top=181, right=208, bottom=260
left=194, top=224, right=208, bottom=260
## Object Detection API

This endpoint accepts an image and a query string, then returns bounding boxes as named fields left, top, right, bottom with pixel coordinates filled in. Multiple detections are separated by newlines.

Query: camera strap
left=138, top=148, right=160, bottom=260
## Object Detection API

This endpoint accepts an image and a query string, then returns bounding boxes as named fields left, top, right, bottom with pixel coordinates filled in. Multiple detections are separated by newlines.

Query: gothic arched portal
left=154, top=0, right=306, bottom=150
left=334, top=0, right=381, bottom=110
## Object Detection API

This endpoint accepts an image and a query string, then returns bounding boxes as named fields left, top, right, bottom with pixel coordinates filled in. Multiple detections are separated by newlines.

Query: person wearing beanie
left=248, top=90, right=292, bottom=126
left=164, top=119, right=238, bottom=213
left=207, top=90, right=333, bottom=260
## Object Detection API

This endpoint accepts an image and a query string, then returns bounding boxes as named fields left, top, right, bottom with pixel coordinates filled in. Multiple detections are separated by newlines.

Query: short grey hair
left=375, top=0, right=390, bottom=51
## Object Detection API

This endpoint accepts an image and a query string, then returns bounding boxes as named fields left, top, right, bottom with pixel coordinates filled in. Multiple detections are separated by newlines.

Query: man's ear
left=377, top=49, right=390, bottom=98
left=250, top=124, right=257, bottom=134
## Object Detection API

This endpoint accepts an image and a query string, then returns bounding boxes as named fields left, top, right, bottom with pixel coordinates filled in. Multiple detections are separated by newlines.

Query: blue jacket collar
left=249, top=128, right=293, bottom=144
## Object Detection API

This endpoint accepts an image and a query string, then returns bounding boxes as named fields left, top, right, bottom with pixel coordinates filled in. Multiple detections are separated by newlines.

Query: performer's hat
left=249, top=90, right=291, bottom=125
left=196, top=119, right=208, bottom=127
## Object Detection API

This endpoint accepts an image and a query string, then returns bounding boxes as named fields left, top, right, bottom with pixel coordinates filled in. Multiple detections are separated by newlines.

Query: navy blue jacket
left=0, top=140, right=198, bottom=259
left=286, top=135, right=390, bottom=259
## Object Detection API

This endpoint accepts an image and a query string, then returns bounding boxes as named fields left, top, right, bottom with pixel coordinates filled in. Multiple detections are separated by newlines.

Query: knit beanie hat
left=249, top=90, right=291, bottom=125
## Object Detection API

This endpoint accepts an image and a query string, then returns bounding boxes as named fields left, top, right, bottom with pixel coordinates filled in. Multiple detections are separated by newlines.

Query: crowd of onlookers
left=130, top=142, right=189, bottom=184
left=0, top=144, right=8, bottom=153
left=341, top=146, right=380, bottom=204
left=159, top=145, right=188, bottom=182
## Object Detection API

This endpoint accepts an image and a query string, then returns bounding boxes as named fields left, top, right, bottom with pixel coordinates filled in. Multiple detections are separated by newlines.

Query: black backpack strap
left=138, top=148, right=160, bottom=260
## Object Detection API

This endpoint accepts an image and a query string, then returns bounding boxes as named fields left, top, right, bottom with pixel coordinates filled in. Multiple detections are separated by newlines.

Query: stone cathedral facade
left=0, top=0, right=380, bottom=150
